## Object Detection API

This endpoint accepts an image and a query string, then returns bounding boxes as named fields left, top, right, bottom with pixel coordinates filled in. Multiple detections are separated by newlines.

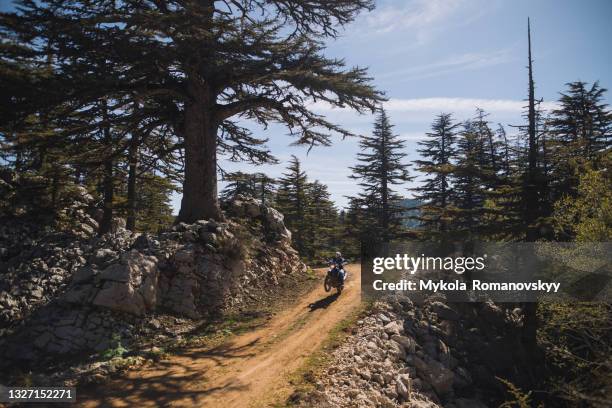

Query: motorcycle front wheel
left=324, top=276, right=332, bottom=292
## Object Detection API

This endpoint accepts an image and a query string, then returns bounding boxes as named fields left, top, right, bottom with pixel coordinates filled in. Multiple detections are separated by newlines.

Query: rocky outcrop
left=297, top=294, right=522, bottom=407
left=62, top=250, right=160, bottom=316
left=0, top=197, right=304, bottom=365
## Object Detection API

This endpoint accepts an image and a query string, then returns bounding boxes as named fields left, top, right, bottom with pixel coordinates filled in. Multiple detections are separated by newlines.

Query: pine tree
left=413, top=113, right=458, bottom=237
left=449, top=120, right=488, bottom=239
left=221, top=171, right=276, bottom=204
left=221, top=172, right=259, bottom=201
left=115, top=171, right=177, bottom=233
left=304, top=180, right=339, bottom=261
left=253, top=173, right=277, bottom=206
left=472, top=108, right=504, bottom=188
left=276, top=156, right=309, bottom=256
left=484, top=123, right=524, bottom=240
left=337, top=207, right=361, bottom=259
left=547, top=81, right=612, bottom=199
left=350, top=108, right=412, bottom=243
left=552, top=152, right=611, bottom=242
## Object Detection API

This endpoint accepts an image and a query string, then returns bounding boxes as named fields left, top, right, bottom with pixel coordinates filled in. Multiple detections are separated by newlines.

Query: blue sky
left=3, top=0, right=610, bottom=212
left=209, top=0, right=612, bottom=212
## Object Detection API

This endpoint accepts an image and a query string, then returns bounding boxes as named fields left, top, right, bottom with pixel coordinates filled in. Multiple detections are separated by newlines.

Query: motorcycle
left=324, top=261, right=348, bottom=294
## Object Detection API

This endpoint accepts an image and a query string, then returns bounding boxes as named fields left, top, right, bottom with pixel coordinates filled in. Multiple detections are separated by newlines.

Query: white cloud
left=311, top=97, right=558, bottom=116
left=378, top=48, right=515, bottom=82
left=384, top=97, right=558, bottom=114
left=365, top=0, right=463, bottom=34
left=359, top=0, right=493, bottom=44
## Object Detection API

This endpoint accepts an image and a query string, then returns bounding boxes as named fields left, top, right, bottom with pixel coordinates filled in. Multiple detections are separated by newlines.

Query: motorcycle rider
left=329, top=251, right=348, bottom=284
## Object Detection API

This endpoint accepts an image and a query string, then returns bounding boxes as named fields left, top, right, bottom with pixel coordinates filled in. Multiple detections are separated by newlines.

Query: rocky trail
left=78, top=264, right=362, bottom=408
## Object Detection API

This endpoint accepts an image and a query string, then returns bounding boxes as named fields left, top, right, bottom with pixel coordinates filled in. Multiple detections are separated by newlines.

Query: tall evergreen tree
left=547, top=81, right=612, bottom=199
left=484, top=123, right=524, bottom=240
left=350, top=108, right=412, bottom=242
left=337, top=207, right=361, bottom=259
left=221, top=171, right=276, bottom=204
left=252, top=173, right=277, bottom=206
left=276, top=156, right=308, bottom=255
left=304, top=180, right=340, bottom=261
left=221, top=172, right=259, bottom=201
left=413, top=113, right=458, bottom=237
left=449, top=120, right=488, bottom=239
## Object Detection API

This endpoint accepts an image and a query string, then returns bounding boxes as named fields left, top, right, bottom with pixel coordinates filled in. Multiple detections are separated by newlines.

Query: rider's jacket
left=331, top=257, right=347, bottom=269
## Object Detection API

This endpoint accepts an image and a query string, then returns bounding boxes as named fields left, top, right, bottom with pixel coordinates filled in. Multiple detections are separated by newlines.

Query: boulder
left=263, top=207, right=292, bottom=243
left=92, top=251, right=159, bottom=316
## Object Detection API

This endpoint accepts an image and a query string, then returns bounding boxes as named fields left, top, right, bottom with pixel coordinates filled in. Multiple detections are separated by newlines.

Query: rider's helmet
left=335, top=251, right=341, bottom=258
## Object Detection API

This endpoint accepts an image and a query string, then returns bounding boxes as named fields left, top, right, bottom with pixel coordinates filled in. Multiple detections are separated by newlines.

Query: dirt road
left=79, top=264, right=362, bottom=408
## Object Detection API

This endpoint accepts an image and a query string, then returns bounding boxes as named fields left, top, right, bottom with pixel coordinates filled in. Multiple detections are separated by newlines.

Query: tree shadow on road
left=78, top=338, right=259, bottom=407
left=307, top=293, right=339, bottom=312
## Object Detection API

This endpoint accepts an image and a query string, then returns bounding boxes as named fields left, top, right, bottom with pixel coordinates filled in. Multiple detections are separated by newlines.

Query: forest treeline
left=219, top=77, right=611, bottom=262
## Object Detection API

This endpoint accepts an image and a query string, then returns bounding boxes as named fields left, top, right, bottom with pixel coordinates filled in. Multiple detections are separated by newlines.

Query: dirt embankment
left=78, top=264, right=362, bottom=408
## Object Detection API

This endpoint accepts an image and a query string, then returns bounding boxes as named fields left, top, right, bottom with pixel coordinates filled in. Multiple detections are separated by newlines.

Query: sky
left=3, top=0, right=611, bottom=212
left=207, top=0, right=612, bottom=212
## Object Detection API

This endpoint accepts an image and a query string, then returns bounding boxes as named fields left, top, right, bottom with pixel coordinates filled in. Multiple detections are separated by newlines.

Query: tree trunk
left=99, top=101, right=114, bottom=235
left=126, top=139, right=138, bottom=231
left=522, top=18, right=540, bottom=370
left=178, top=77, right=224, bottom=223
left=99, top=158, right=114, bottom=235
left=525, top=17, right=539, bottom=242
left=381, top=132, right=389, bottom=242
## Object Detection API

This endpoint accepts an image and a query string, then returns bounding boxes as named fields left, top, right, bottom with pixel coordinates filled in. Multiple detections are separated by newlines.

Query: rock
left=430, top=301, right=459, bottom=321
left=372, top=373, right=385, bottom=385
left=414, top=356, right=454, bottom=396
left=437, top=339, right=454, bottom=368
left=182, top=230, right=198, bottom=242
left=383, top=321, right=402, bottom=335
left=30, top=288, right=44, bottom=299
left=453, top=366, right=472, bottom=389
left=263, top=207, right=292, bottom=243
left=173, top=248, right=194, bottom=264
left=391, top=334, right=416, bottom=354
left=110, top=217, right=127, bottom=233
left=387, top=340, right=406, bottom=361
left=90, top=249, right=118, bottom=266
left=199, top=231, right=217, bottom=244
left=396, top=376, right=410, bottom=400
left=378, top=313, right=391, bottom=324
left=132, top=234, right=155, bottom=250
left=92, top=251, right=159, bottom=316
